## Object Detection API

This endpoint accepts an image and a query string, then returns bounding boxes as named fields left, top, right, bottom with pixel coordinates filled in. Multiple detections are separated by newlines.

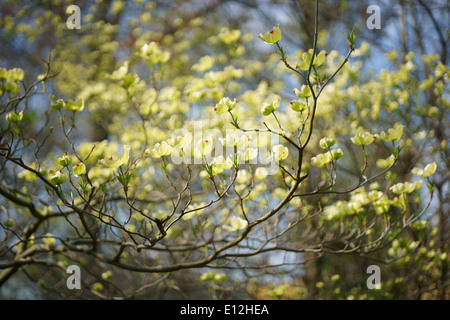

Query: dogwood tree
left=0, top=0, right=447, bottom=299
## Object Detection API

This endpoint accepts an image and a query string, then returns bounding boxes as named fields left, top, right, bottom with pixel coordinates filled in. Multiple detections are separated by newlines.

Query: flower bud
left=219, top=133, right=240, bottom=146
left=260, top=97, right=280, bottom=116
left=311, top=152, right=332, bottom=167
left=200, top=271, right=216, bottom=282
left=290, top=100, right=307, bottom=112
left=294, top=85, right=314, bottom=99
left=214, top=97, right=237, bottom=114
left=329, top=148, right=343, bottom=160
left=241, top=148, right=258, bottom=162
left=351, top=132, right=374, bottom=146
left=147, top=141, right=173, bottom=158
left=73, top=162, right=86, bottom=176
left=390, top=181, right=422, bottom=194
left=411, top=162, right=437, bottom=177
left=319, top=137, right=335, bottom=149
left=331, top=274, right=341, bottom=282
left=211, top=155, right=233, bottom=175
left=48, top=171, right=67, bottom=185
left=237, top=135, right=252, bottom=150
left=223, top=216, right=248, bottom=231
left=58, top=155, right=72, bottom=167
left=377, top=123, right=404, bottom=142
left=51, top=98, right=65, bottom=111
left=3, top=81, right=21, bottom=93
left=194, top=137, right=213, bottom=158
left=139, top=42, right=170, bottom=65
left=272, top=144, right=289, bottom=161
left=99, top=145, right=131, bottom=168
left=122, top=73, right=139, bottom=89
left=296, top=49, right=327, bottom=70
left=261, top=103, right=274, bottom=116
left=7, top=68, right=24, bottom=82
left=214, top=273, right=227, bottom=282
left=64, top=99, right=84, bottom=113
left=5, top=111, right=23, bottom=123
left=100, top=270, right=113, bottom=280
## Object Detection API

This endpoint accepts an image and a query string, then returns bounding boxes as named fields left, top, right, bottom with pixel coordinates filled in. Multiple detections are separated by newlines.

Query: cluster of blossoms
left=389, top=162, right=436, bottom=194
left=323, top=159, right=436, bottom=220
left=1, top=66, right=24, bottom=96
left=145, top=133, right=215, bottom=160
left=38, top=24, right=438, bottom=243
left=312, top=123, right=406, bottom=168
left=2, top=66, right=25, bottom=124
left=311, top=137, right=343, bottom=167
left=46, top=153, right=88, bottom=186
left=49, top=95, right=84, bottom=113
left=146, top=128, right=289, bottom=177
